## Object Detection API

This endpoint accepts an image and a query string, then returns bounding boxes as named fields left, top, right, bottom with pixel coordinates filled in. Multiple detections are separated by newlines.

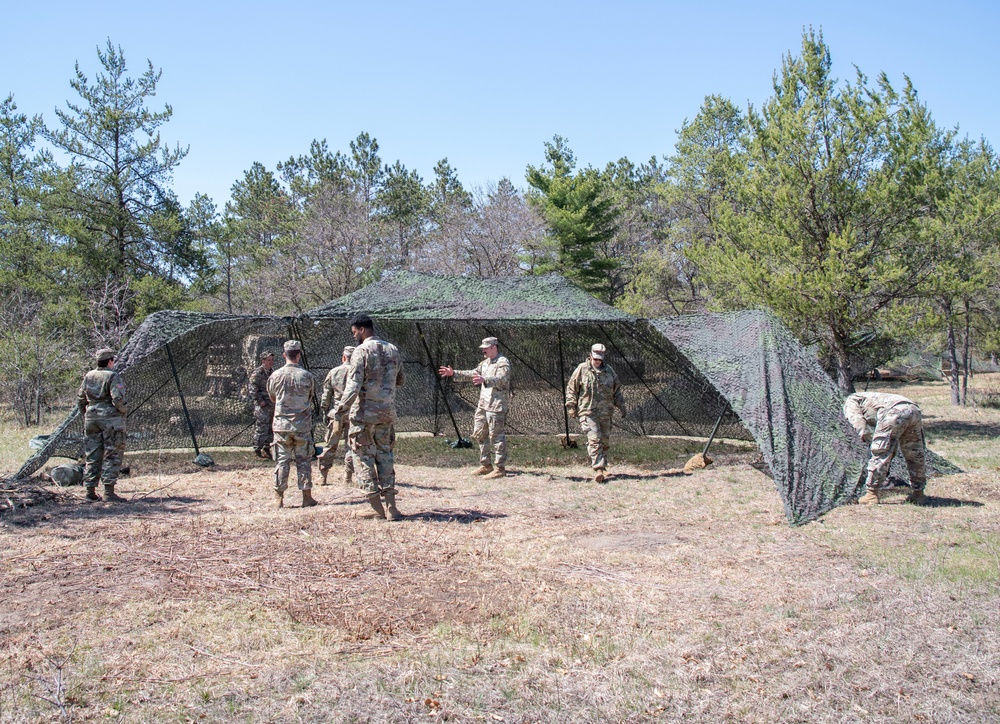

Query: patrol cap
left=260, top=350, right=274, bottom=360
left=590, top=343, right=606, bottom=360
left=343, top=345, right=356, bottom=358
left=283, top=340, right=303, bottom=353
left=96, top=348, right=116, bottom=363
left=479, top=336, right=499, bottom=349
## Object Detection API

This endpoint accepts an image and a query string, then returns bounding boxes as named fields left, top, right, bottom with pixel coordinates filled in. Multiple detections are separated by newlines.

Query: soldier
left=267, top=340, right=318, bottom=509
left=334, top=314, right=405, bottom=521
left=565, top=343, right=625, bottom=483
left=77, top=348, right=128, bottom=502
left=843, top=391, right=927, bottom=505
left=439, top=337, right=511, bottom=479
left=317, top=345, right=356, bottom=485
left=249, top=351, right=275, bottom=458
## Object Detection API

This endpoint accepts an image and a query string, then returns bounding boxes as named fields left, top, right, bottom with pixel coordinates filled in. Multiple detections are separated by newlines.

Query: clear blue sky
left=3, top=1, right=998, bottom=209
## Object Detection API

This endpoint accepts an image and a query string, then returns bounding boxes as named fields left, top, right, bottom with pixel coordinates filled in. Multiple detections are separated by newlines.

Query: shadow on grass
left=922, top=495, right=985, bottom=509
left=3, top=494, right=204, bottom=528
left=403, top=508, right=508, bottom=523
left=923, top=419, right=1000, bottom=442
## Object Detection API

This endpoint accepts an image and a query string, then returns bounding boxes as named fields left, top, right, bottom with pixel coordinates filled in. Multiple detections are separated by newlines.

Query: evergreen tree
left=683, top=30, right=947, bottom=392
left=526, top=136, right=618, bottom=301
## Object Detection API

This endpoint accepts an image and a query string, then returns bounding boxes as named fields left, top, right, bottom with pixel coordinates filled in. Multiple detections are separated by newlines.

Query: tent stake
left=416, top=322, right=471, bottom=448
left=165, top=342, right=211, bottom=465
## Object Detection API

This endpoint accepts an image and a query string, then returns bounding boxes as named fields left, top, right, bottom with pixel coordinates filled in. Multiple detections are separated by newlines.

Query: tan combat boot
left=907, top=489, right=927, bottom=505
left=473, top=464, right=493, bottom=476
left=84, top=487, right=100, bottom=502
left=275, top=490, right=284, bottom=509
left=594, top=470, right=606, bottom=483
left=103, top=485, right=126, bottom=503
left=483, top=466, right=506, bottom=480
left=383, top=490, right=402, bottom=522
left=302, top=489, right=318, bottom=508
left=858, top=489, right=881, bottom=505
left=356, top=492, right=386, bottom=520
left=319, top=468, right=329, bottom=486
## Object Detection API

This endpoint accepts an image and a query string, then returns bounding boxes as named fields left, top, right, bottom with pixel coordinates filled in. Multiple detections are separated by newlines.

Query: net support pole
left=165, top=342, right=201, bottom=457
left=416, top=322, right=468, bottom=445
left=702, top=402, right=730, bottom=458
left=557, top=329, right=574, bottom=447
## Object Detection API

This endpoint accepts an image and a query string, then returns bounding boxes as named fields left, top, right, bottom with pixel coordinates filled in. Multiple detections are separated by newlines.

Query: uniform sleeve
left=451, top=365, right=478, bottom=381
left=842, top=395, right=870, bottom=440
left=565, top=364, right=582, bottom=412
left=320, top=371, right=335, bottom=413
left=266, top=372, right=277, bottom=404
left=77, top=380, right=88, bottom=415
left=481, top=358, right=510, bottom=389
left=336, top=351, right=365, bottom=416
left=110, top=372, right=127, bottom=416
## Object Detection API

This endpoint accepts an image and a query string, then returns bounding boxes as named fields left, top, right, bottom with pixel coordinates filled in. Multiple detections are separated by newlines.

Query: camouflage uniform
left=317, top=353, right=355, bottom=480
left=267, top=354, right=317, bottom=493
left=77, top=361, right=128, bottom=487
left=566, top=355, right=624, bottom=471
left=843, top=391, right=926, bottom=493
left=453, top=354, right=511, bottom=468
left=249, top=358, right=274, bottom=454
left=335, top=336, right=404, bottom=495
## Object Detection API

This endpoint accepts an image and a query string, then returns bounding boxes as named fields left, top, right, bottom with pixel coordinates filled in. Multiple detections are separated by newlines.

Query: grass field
left=1, top=378, right=998, bottom=722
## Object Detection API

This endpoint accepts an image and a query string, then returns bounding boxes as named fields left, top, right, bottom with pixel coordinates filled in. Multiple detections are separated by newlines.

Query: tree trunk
left=944, top=304, right=961, bottom=405
left=831, top=333, right=855, bottom=395
left=961, top=299, right=972, bottom=406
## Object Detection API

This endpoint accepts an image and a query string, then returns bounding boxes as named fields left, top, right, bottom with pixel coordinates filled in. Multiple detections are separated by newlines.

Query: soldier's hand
left=438, top=366, right=454, bottom=377
left=472, top=373, right=485, bottom=385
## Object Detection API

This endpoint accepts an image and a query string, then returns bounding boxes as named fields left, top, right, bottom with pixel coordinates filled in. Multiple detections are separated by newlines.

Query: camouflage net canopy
left=12, top=272, right=956, bottom=524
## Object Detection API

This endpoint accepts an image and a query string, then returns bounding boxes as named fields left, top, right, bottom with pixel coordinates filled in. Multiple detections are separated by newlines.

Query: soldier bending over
left=843, top=391, right=927, bottom=505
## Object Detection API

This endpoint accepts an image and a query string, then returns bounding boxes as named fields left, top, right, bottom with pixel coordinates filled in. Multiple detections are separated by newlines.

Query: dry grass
left=1, top=380, right=999, bottom=722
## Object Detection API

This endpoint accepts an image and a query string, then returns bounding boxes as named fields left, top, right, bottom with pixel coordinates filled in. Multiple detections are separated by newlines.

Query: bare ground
left=1, top=380, right=999, bottom=722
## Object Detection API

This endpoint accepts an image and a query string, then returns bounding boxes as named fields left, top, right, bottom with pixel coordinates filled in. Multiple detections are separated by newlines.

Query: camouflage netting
left=10, top=272, right=957, bottom=524
left=653, top=313, right=948, bottom=523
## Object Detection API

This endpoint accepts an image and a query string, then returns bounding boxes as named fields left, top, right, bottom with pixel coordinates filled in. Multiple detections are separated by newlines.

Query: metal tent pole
left=165, top=342, right=201, bottom=457
left=416, top=322, right=470, bottom=447
left=557, top=329, right=576, bottom=448
left=702, top=402, right=730, bottom=458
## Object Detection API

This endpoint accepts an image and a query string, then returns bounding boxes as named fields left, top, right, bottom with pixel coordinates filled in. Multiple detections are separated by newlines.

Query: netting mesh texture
left=12, top=273, right=958, bottom=525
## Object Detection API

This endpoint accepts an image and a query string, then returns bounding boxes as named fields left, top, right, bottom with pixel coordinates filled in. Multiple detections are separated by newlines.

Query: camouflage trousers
left=318, top=415, right=354, bottom=476
left=472, top=408, right=507, bottom=467
left=273, top=430, right=313, bottom=492
left=866, top=403, right=927, bottom=492
left=83, top=418, right=126, bottom=486
left=348, top=422, right=396, bottom=495
left=253, top=405, right=274, bottom=451
left=579, top=414, right=612, bottom=471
